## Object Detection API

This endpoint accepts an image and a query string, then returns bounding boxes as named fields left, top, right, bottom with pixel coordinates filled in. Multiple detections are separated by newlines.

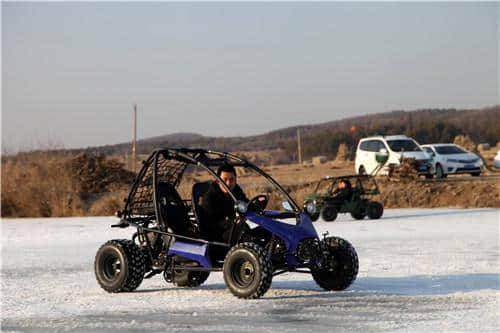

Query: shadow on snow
left=379, top=208, right=498, bottom=221
left=270, top=273, right=500, bottom=298
left=134, top=273, right=499, bottom=298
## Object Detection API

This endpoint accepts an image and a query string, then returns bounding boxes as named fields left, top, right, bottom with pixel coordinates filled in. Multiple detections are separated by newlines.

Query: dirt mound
left=264, top=159, right=500, bottom=209
left=454, top=135, right=476, bottom=151
left=288, top=177, right=499, bottom=211
left=1, top=152, right=135, bottom=217
left=387, top=158, right=419, bottom=180
left=68, top=153, right=135, bottom=215
left=377, top=178, right=500, bottom=208
left=70, top=153, right=135, bottom=195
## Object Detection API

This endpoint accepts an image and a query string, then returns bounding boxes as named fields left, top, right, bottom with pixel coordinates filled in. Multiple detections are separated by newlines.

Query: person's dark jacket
left=333, top=187, right=352, bottom=201
left=200, top=181, right=248, bottom=241
left=332, top=182, right=353, bottom=202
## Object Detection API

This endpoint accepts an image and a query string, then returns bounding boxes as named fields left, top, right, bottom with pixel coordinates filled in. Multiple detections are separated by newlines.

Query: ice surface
left=1, top=208, right=499, bottom=332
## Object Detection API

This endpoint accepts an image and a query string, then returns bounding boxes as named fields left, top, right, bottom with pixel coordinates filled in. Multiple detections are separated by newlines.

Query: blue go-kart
left=94, top=148, right=358, bottom=299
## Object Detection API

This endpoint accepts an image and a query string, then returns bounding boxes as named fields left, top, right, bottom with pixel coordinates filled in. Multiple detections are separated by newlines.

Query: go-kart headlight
left=235, top=200, right=248, bottom=214
left=305, top=201, right=317, bottom=216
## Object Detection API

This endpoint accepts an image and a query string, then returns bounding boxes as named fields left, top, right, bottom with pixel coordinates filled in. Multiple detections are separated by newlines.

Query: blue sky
left=2, top=2, right=498, bottom=151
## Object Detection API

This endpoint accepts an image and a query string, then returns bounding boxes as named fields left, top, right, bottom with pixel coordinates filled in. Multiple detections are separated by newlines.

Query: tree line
left=47, top=105, right=500, bottom=161
left=280, top=106, right=500, bottom=161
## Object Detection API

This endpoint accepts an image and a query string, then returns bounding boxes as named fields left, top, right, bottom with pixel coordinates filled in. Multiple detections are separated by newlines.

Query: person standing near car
left=201, top=164, right=249, bottom=244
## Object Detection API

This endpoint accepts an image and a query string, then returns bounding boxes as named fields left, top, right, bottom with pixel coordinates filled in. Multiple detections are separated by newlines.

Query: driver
left=201, top=164, right=249, bottom=243
left=332, top=179, right=353, bottom=202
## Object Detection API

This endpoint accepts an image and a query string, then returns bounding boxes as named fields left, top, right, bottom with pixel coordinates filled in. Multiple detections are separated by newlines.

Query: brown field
left=1, top=152, right=133, bottom=217
left=1, top=147, right=499, bottom=218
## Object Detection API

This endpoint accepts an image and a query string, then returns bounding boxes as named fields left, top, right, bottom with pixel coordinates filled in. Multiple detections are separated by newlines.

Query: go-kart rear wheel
left=321, top=205, right=338, bottom=222
left=350, top=210, right=365, bottom=220
left=223, top=242, right=272, bottom=299
left=312, top=237, right=358, bottom=291
left=366, top=201, right=383, bottom=219
left=94, top=239, right=145, bottom=293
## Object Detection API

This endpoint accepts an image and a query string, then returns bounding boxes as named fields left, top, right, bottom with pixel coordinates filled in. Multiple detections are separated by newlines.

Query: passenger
left=201, top=164, right=249, bottom=244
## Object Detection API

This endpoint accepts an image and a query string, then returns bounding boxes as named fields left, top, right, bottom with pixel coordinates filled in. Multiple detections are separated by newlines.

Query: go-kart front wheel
left=94, top=239, right=145, bottom=293
left=223, top=242, right=272, bottom=299
left=312, top=237, right=358, bottom=291
left=321, top=205, right=338, bottom=222
left=310, top=211, right=320, bottom=222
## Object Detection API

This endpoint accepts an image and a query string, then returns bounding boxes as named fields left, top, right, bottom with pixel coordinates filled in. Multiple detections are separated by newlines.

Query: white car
left=493, top=151, right=500, bottom=169
left=355, top=135, right=432, bottom=176
left=421, top=144, right=483, bottom=178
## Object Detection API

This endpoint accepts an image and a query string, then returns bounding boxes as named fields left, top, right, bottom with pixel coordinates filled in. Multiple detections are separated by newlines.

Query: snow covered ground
left=1, top=208, right=499, bottom=332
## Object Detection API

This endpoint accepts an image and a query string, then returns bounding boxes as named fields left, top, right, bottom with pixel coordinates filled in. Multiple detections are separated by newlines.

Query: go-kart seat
left=157, top=181, right=190, bottom=235
left=350, top=186, right=361, bottom=199
left=191, top=181, right=212, bottom=238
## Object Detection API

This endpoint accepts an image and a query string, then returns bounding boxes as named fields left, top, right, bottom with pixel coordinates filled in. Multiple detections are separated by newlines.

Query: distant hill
left=139, top=132, right=206, bottom=145
left=75, top=105, right=499, bottom=161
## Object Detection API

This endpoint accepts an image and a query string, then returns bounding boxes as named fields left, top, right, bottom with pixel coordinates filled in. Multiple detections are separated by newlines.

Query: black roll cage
left=120, top=147, right=301, bottom=234
left=313, top=174, right=380, bottom=197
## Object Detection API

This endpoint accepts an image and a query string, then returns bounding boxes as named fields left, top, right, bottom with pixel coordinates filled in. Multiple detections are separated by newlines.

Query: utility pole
left=132, top=104, right=137, bottom=173
left=297, top=128, right=302, bottom=165
left=407, top=112, right=413, bottom=137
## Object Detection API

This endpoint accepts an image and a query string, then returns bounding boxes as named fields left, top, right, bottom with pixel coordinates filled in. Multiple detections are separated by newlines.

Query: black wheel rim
left=231, top=259, right=255, bottom=287
left=325, top=256, right=338, bottom=272
left=102, top=253, right=121, bottom=282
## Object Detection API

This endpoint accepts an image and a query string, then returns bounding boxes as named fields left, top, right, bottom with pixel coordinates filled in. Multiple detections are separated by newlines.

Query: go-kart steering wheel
left=248, top=194, right=269, bottom=213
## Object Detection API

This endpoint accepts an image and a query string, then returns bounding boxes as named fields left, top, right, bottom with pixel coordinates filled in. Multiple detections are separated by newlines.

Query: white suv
left=355, top=135, right=432, bottom=176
